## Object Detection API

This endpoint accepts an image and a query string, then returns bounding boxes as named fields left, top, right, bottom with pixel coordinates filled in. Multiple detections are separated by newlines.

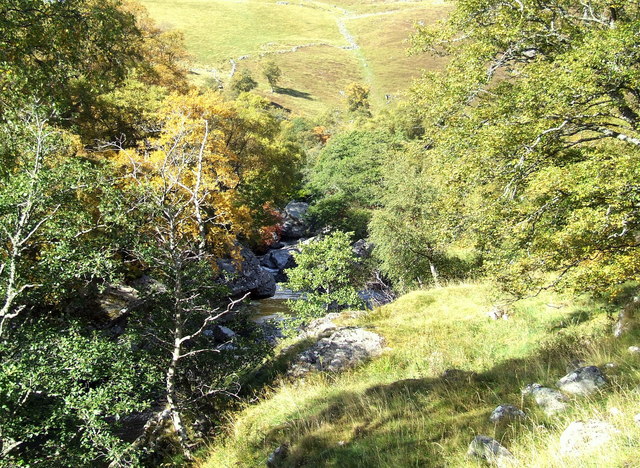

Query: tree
left=0, top=0, right=141, bottom=116
left=345, top=82, right=371, bottom=115
left=403, top=0, right=640, bottom=296
left=286, top=232, right=364, bottom=321
left=231, top=69, right=258, bottom=94
left=262, top=60, right=282, bottom=92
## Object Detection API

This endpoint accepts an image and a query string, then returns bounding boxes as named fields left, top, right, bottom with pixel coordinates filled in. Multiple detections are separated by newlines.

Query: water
left=247, top=284, right=302, bottom=324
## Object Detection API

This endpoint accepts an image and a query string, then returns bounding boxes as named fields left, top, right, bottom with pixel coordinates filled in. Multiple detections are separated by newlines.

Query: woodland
left=1, top=0, right=640, bottom=466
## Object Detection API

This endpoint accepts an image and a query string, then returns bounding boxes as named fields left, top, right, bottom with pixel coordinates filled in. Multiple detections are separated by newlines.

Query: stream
left=246, top=284, right=302, bottom=324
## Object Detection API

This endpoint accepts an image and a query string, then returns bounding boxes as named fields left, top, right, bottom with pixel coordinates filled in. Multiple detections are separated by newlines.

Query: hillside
left=139, top=0, right=449, bottom=115
left=201, top=283, right=640, bottom=467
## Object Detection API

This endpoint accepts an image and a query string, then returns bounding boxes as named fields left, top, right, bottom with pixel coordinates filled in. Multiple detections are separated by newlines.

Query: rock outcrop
left=289, top=327, right=385, bottom=377
left=280, top=201, right=310, bottom=240
left=217, top=247, right=276, bottom=299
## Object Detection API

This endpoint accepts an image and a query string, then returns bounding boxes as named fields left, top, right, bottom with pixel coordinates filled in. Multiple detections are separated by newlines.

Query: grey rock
left=522, top=383, right=569, bottom=416
left=302, top=313, right=340, bottom=338
left=266, top=444, right=289, bottom=467
left=289, top=327, right=385, bottom=377
left=559, top=419, right=619, bottom=456
left=284, top=201, right=309, bottom=220
left=213, top=325, right=236, bottom=342
left=467, top=435, right=518, bottom=466
left=96, top=284, right=141, bottom=321
left=490, top=405, right=526, bottom=424
left=217, top=247, right=276, bottom=299
left=557, top=366, right=607, bottom=396
left=281, top=201, right=310, bottom=240
left=352, top=239, right=373, bottom=258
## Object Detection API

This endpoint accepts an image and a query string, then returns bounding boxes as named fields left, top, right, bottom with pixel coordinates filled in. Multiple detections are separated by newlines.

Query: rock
left=467, top=435, right=518, bottom=466
left=352, top=239, right=373, bottom=258
left=628, top=346, right=640, bottom=355
left=557, top=366, right=607, bottom=396
left=96, top=284, right=141, bottom=322
left=302, top=313, right=340, bottom=338
left=490, top=405, right=526, bottom=424
left=281, top=201, right=310, bottom=240
left=212, top=325, right=236, bottom=342
left=289, top=327, right=385, bottom=377
left=266, top=444, right=289, bottom=467
left=522, top=383, right=569, bottom=416
left=634, top=414, right=640, bottom=426
left=559, top=419, right=619, bottom=456
left=217, top=247, right=276, bottom=299
left=358, top=289, right=392, bottom=309
left=487, top=306, right=510, bottom=320
left=613, top=300, right=638, bottom=337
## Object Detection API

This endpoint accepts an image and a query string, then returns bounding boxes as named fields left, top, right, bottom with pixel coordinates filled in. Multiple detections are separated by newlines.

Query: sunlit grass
left=198, top=282, right=639, bottom=467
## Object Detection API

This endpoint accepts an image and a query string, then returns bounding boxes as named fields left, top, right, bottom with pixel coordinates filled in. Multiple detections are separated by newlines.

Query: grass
left=139, top=0, right=451, bottom=116
left=198, top=282, right=640, bottom=467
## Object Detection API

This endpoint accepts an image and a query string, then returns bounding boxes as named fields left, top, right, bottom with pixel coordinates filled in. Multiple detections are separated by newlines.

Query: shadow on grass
left=276, top=87, right=313, bottom=100
left=254, top=336, right=621, bottom=467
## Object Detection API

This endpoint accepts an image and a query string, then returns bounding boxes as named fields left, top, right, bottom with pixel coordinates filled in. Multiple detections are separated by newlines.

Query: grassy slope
left=139, top=0, right=449, bottom=116
left=200, top=283, right=640, bottom=467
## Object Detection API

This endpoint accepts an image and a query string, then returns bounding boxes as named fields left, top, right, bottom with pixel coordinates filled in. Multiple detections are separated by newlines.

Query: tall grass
left=199, top=283, right=640, bottom=467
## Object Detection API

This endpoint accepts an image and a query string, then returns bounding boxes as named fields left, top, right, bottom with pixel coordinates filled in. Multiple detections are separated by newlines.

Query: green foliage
left=345, top=82, right=371, bottom=115
left=382, top=0, right=640, bottom=297
left=286, top=232, right=364, bottom=321
left=231, top=69, right=258, bottom=94
left=306, top=129, right=398, bottom=236
left=262, top=60, right=282, bottom=92
left=0, top=321, right=159, bottom=467
left=0, top=0, right=141, bottom=116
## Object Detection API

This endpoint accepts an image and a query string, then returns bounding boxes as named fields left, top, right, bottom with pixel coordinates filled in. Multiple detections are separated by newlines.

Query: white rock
left=559, top=419, right=620, bottom=456
left=628, top=346, right=640, bottom=355
left=522, top=383, right=569, bottom=416
left=467, top=435, right=518, bottom=466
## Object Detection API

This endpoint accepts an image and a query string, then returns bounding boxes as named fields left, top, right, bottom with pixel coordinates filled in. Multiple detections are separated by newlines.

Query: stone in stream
left=467, top=435, right=518, bottom=466
left=556, top=366, right=607, bottom=396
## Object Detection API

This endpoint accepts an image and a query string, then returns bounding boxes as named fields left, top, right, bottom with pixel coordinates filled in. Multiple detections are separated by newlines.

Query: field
left=199, top=283, right=640, bottom=467
left=139, top=0, right=450, bottom=115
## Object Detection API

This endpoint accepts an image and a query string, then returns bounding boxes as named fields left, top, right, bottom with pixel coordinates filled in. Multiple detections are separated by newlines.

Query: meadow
left=139, top=0, right=450, bottom=115
left=199, top=283, right=640, bottom=467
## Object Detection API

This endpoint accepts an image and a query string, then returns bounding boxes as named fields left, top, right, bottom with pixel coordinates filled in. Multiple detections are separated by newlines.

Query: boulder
left=557, top=366, right=607, bottom=396
left=281, top=201, right=310, bottom=240
left=289, top=327, right=385, bottom=377
left=97, top=285, right=140, bottom=321
left=559, top=419, right=619, bottom=456
left=352, top=239, right=373, bottom=258
left=467, top=435, right=518, bottom=466
left=217, top=247, right=276, bottom=299
left=522, top=383, right=569, bottom=416
left=490, top=405, right=526, bottom=424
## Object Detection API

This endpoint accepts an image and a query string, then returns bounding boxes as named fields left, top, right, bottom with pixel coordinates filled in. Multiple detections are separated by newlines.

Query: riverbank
left=199, top=282, right=640, bottom=467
